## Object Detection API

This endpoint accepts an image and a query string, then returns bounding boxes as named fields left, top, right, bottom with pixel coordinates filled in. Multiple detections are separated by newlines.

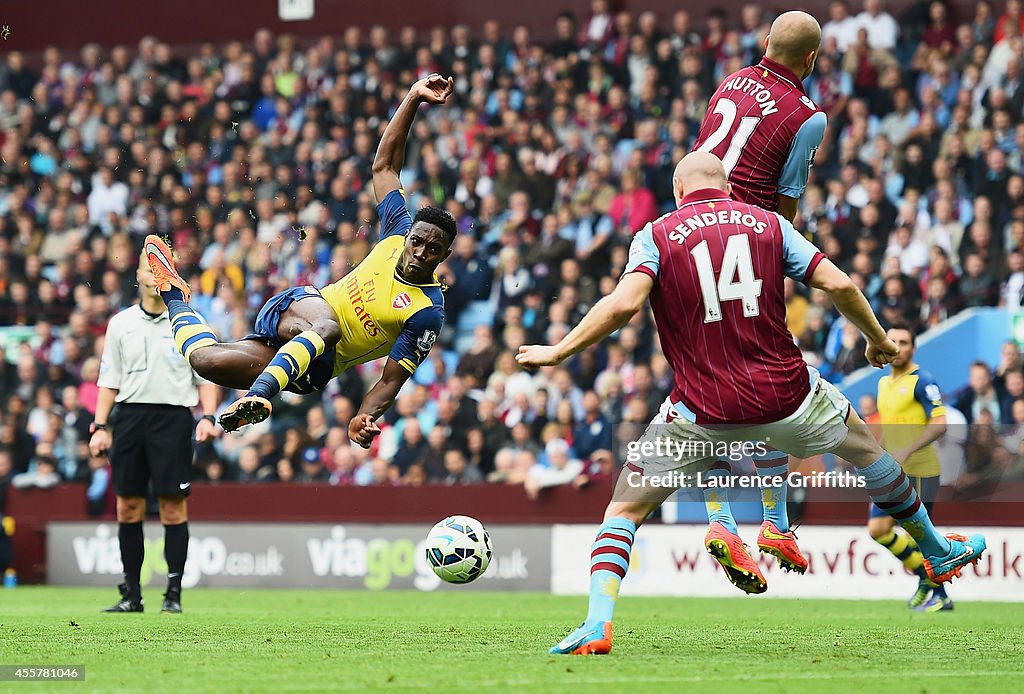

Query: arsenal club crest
left=392, top=292, right=412, bottom=309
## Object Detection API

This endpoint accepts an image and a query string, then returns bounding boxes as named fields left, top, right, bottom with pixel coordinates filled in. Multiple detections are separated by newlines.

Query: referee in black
left=89, top=250, right=220, bottom=613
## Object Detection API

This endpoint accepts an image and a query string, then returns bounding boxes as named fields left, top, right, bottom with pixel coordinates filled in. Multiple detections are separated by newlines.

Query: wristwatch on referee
left=201, top=415, right=216, bottom=425
left=90, top=422, right=108, bottom=434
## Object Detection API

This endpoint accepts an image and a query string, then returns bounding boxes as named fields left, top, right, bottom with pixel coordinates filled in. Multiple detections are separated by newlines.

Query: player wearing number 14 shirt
left=518, top=153, right=986, bottom=655
left=692, top=11, right=827, bottom=588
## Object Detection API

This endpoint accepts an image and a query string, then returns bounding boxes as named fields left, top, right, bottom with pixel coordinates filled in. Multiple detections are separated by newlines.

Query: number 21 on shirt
left=696, top=98, right=760, bottom=176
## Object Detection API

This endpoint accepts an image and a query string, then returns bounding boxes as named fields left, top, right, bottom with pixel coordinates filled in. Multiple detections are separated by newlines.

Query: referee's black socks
left=164, top=522, right=189, bottom=592
left=117, top=521, right=144, bottom=598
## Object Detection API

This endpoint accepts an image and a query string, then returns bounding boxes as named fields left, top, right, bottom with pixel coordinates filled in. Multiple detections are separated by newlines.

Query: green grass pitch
left=3, top=588, right=1024, bottom=693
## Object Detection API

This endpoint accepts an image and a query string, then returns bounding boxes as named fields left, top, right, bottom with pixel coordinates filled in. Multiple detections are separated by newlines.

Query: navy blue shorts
left=243, top=286, right=335, bottom=395
left=869, top=474, right=939, bottom=519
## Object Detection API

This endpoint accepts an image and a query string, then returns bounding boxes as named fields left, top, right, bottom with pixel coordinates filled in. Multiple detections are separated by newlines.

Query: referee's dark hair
left=887, top=321, right=915, bottom=346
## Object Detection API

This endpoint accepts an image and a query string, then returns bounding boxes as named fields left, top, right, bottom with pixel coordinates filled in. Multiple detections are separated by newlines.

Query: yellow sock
left=248, top=330, right=326, bottom=399
left=168, top=303, right=218, bottom=363
left=875, top=530, right=930, bottom=581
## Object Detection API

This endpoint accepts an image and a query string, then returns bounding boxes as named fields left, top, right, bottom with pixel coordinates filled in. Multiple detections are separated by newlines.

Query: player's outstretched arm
left=517, top=272, right=654, bottom=368
left=348, top=358, right=414, bottom=448
left=807, top=259, right=897, bottom=368
left=371, top=74, right=454, bottom=204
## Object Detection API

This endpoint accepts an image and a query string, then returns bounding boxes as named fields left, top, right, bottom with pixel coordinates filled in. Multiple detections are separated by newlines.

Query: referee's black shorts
left=109, top=404, right=194, bottom=498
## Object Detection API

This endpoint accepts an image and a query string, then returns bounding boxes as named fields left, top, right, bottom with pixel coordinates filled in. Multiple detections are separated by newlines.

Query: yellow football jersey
left=877, top=367, right=946, bottom=478
left=318, top=190, right=444, bottom=375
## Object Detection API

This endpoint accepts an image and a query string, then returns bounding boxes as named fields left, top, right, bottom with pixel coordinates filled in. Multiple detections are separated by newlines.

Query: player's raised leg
left=834, top=409, right=984, bottom=583
left=146, top=234, right=216, bottom=358
left=760, top=377, right=984, bottom=585
left=549, top=463, right=682, bottom=656
left=798, top=244, right=986, bottom=582
left=145, top=235, right=289, bottom=390
left=754, top=452, right=808, bottom=574
left=702, top=460, right=767, bottom=594
left=147, top=234, right=340, bottom=431
left=758, top=385, right=983, bottom=585
left=219, top=297, right=340, bottom=432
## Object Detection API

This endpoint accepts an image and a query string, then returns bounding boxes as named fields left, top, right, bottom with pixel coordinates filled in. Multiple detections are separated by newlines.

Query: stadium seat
left=456, top=300, right=496, bottom=336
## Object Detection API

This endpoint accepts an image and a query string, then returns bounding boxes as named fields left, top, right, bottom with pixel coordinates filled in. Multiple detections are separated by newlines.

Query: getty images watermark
left=623, top=437, right=867, bottom=489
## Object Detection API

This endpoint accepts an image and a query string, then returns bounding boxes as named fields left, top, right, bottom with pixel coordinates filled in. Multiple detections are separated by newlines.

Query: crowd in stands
left=1, top=0, right=1023, bottom=504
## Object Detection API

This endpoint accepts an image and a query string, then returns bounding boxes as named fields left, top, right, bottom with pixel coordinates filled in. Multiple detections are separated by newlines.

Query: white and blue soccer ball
left=424, top=515, right=492, bottom=584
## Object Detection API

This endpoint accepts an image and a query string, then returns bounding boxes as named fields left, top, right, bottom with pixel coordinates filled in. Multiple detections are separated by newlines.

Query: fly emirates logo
left=669, top=209, right=768, bottom=243
left=344, top=276, right=381, bottom=337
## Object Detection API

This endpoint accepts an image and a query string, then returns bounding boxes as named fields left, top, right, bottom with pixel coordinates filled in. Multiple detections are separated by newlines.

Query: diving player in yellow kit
left=870, top=321, right=952, bottom=611
left=145, top=74, right=456, bottom=448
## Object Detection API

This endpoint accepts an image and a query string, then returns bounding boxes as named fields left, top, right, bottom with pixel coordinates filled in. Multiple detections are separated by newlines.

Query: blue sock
left=933, top=583, right=948, bottom=598
left=246, top=331, right=327, bottom=401
left=703, top=461, right=737, bottom=534
left=754, top=453, right=790, bottom=531
left=167, top=299, right=218, bottom=364
left=585, top=517, right=636, bottom=625
left=160, top=286, right=185, bottom=305
left=856, top=453, right=951, bottom=557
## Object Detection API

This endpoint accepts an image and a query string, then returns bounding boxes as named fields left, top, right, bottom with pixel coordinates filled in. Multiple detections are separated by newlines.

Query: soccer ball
left=424, top=515, right=492, bottom=584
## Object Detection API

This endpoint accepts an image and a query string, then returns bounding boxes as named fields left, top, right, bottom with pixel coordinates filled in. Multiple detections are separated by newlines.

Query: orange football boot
left=705, top=521, right=767, bottom=594
left=144, top=234, right=192, bottom=303
left=757, top=521, right=809, bottom=574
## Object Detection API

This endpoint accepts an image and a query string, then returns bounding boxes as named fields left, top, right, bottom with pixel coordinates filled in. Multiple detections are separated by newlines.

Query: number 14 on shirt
left=691, top=235, right=763, bottom=322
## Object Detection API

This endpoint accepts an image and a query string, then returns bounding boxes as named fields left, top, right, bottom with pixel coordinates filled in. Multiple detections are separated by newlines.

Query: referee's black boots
left=161, top=588, right=182, bottom=614
left=102, top=583, right=144, bottom=613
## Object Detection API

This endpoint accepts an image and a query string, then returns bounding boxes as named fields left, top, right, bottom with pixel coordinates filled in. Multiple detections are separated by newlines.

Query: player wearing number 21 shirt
left=692, top=11, right=827, bottom=591
left=694, top=11, right=826, bottom=223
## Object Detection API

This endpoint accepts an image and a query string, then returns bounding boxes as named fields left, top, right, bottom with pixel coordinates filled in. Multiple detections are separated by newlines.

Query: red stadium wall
left=8, top=482, right=1024, bottom=583
left=7, top=0, right=940, bottom=52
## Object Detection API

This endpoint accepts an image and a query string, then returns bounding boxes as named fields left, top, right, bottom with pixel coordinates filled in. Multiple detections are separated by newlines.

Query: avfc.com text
left=668, top=536, right=1022, bottom=580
